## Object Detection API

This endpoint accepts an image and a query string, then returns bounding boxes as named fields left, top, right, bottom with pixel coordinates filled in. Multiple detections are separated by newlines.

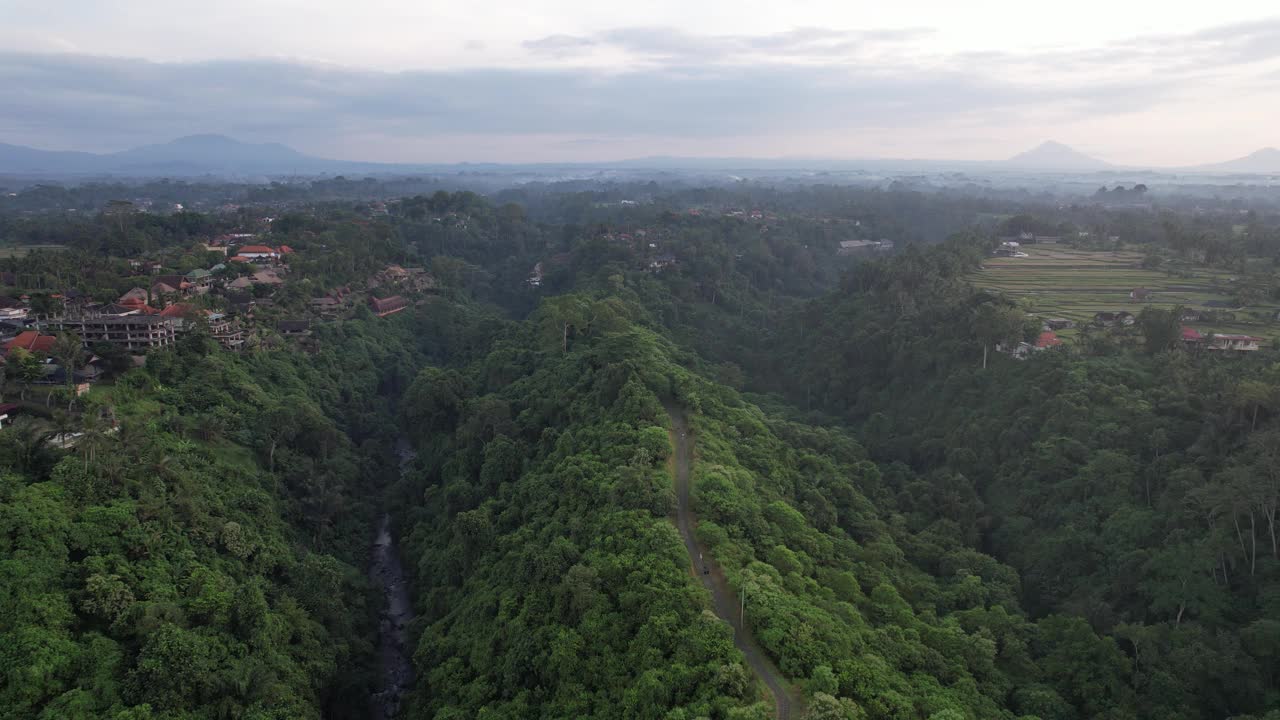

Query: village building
left=999, top=331, right=1064, bottom=360
left=0, top=304, right=28, bottom=322
left=403, top=267, right=438, bottom=292
left=185, top=268, right=214, bottom=293
left=838, top=239, right=879, bottom=256
left=1044, top=318, right=1075, bottom=331
left=1093, top=311, right=1136, bottom=327
left=1129, top=288, right=1152, bottom=301
left=118, top=287, right=150, bottom=306
left=207, top=312, right=245, bottom=351
left=1036, top=331, right=1063, bottom=349
left=250, top=268, right=286, bottom=286
left=98, top=303, right=141, bottom=317
left=527, top=262, right=544, bottom=288
left=309, top=296, right=343, bottom=315
left=0, top=321, right=25, bottom=343
left=151, top=275, right=193, bottom=298
left=368, top=295, right=408, bottom=317
left=278, top=320, right=312, bottom=336
left=157, top=303, right=206, bottom=330
left=51, top=316, right=178, bottom=352
left=4, top=330, right=57, bottom=355
left=1207, top=333, right=1262, bottom=352
left=648, top=254, right=678, bottom=272
left=236, top=245, right=279, bottom=260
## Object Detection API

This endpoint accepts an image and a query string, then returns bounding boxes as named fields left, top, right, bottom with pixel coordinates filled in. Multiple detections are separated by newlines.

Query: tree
left=538, top=294, right=593, bottom=353
left=52, top=332, right=84, bottom=410
left=28, top=294, right=58, bottom=318
left=973, top=303, right=1026, bottom=368
left=7, top=347, right=43, bottom=400
left=1231, top=380, right=1278, bottom=432
left=1138, top=306, right=1183, bottom=354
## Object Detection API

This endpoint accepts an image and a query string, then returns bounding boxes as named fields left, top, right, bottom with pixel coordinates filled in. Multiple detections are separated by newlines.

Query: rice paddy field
left=972, top=244, right=1280, bottom=340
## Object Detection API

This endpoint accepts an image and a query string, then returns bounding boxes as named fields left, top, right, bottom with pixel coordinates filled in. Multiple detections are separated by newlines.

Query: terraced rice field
left=972, top=245, right=1280, bottom=338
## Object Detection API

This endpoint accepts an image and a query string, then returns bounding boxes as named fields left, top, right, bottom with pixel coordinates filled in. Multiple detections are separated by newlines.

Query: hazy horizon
left=2, top=1, right=1279, bottom=165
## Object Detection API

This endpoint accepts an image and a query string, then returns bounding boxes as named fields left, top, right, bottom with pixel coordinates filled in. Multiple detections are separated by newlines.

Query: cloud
left=524, top=25, right=933, bottom=65
left=0, top=49, right=1172, bottom=153
left=1, top=18, right=1277, bottom=161
left=523, top=34, right=597, bottom=55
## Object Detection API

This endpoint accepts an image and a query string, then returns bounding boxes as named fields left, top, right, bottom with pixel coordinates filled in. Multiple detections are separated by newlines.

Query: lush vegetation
left=0, top=318, right=429, bottom=719
left=5, top=181, right=1280, bottom=719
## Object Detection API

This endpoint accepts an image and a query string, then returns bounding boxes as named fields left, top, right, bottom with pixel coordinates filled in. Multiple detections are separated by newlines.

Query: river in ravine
left=370, top=442, right=416, bottom=719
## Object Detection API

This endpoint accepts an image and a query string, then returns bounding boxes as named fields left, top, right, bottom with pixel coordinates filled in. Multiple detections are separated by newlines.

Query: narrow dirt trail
left=665, top=403, right=802, bottom=720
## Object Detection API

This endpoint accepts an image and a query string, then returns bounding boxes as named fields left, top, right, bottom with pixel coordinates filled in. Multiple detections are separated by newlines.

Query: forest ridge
left=0, top=180, right=1279, bottom=720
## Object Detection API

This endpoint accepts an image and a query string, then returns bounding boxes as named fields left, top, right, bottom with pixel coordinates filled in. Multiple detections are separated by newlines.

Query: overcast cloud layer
left=1, top=4, right=1279, bottom=164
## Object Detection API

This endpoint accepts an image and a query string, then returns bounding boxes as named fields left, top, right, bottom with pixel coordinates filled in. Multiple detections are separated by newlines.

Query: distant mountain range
left=1005, top=141, right=1114, bottom=171
left=2, top=134, right=1279, bottom=178
left=1192, top=147, right=1280, bottom=173
left=0, top=134, right=407, bottom=177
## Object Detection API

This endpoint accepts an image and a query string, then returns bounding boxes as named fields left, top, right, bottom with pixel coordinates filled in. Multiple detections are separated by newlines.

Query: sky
left=1, top=0, right=1279, bottom=164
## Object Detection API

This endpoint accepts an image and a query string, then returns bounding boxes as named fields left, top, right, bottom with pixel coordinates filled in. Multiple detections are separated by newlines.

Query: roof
left=1181, top=326, right=1204, bottom=341
left=100, top=303, right=140, bottom=316
left=0, top=296, right=24, bottom=309
left=1035, top=331, right=1063, bottom=349
left=278, top=245, right=295, bottom=253
left=238, top=245, right=276, bottom=254
left=5, top=331, right=57, bottom=354
left=158, top=303, right=195, bottom=318
left=278, top=320, right=311, bottom=333
left=118, top=287, right=149, bottom=304
left=1213, top=334, right=1262, bottom=342
left=185, top=268, right=212, bottom=278
left=250, top=270, right=284, bottom=285
left=368, top=295, right=408, bottom=314
left=153, top=275, right=187, bottom=288
left=74, top=315, right=175, bottom=327
left=228, top=255, right=252, bottom=263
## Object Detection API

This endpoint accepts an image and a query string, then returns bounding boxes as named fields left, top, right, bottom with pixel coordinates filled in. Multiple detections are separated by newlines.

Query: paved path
left=665, top=403, right=801, bottom=720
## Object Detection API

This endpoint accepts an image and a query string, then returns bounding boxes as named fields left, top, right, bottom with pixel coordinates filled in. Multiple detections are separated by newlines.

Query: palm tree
left=0, top=417, right=54, bottom=475
left=52, top=332, right=84, bottom=412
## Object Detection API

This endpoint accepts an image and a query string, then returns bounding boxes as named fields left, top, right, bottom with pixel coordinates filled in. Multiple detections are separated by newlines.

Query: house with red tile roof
left=1035, top=331, right=1063, bottom=349
left=237, top=245, right=278, bottom=260
left=4, top=330, right=57, bottom=355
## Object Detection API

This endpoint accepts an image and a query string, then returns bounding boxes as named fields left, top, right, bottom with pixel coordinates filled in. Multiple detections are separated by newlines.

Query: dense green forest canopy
left=2, top=183, right=1280, bottom=719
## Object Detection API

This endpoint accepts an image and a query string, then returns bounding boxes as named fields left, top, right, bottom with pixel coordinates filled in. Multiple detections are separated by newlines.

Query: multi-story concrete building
left=51, top=315, right=178, bottom=352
